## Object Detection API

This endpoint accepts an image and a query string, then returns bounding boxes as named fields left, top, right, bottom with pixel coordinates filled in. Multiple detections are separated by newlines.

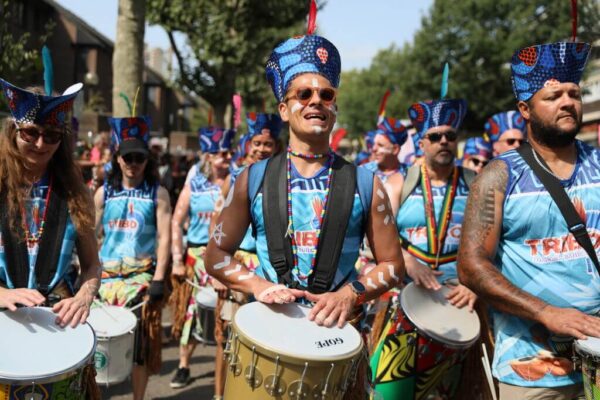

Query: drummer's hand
left=254, top=281, right=305, bottom=304
left=172, top=262, right=186, bottom=279
left=538, top=305, right=600, bottom=340
left=53, top=291, right=91, bottom=328
left=304, top=285, right=355, bottom=328
left=446, top=284, right=477, bottom=312
left=211, top=278, right=228, bottom=299
left=0, top=287, right=45, bottom=310
left=406, top=263, right=443, bottom=290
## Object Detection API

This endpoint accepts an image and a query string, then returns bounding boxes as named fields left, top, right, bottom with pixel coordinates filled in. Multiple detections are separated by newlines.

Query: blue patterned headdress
left=246, top=112, right=283, bottom=139
left=511, top=42, right=591, bottom=101
left=365, top=130, right=376, bottom=152
left=375, top=117, right=408, bottom=146
left=407, top=99, right=468, bottom=137
left=484, top=111, right=526, bottom=143
left=199, top=127, right=235, bottom=154
left=109, top=116, right=151, bottom=155
left=463, top=137, right=492, bottom=159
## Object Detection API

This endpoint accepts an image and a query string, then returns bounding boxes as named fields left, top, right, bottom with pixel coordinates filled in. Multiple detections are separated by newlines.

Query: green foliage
left=146, top=0, right=310, bottom=126
left=337, top=0, right=600, bottom=137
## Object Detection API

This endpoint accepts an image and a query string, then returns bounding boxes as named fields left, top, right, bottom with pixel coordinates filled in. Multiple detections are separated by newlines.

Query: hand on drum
left=0, top=287, right=45, bottom=310
left=52, top=292, right=91, bottom=328
left=406, top=262, right=443, bottom=290
left=254, top=282, right=305, bottom=305
left=305, top=285, right=355, bottom=328
left=446, top=284, right=477, bottom=312
left=539, top=305, right=600, bottom=340
left=211, top=278, right=229, bottom=299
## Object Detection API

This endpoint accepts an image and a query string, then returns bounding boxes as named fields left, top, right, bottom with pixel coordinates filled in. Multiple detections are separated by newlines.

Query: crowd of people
left=0, top=2, right=597, bottom=400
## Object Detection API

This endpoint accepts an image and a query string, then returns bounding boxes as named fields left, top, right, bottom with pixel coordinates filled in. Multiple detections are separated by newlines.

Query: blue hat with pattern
left=0, top=79, right=83, bottom=127
left=246, top=112, right=283, bottom=139
left=266, top=35, right=341, bottom=103
left=407, top=99, right=468, bottom=137
left=375, top=117, right=408, bottom=146
left=484, top=111, right=526, bottom=143
left=463, top=137, right=492, bottom=159
left=365, top=130, right=376, bottom=151
left=511, top=42, right=591, bottom=101
left=199, top=127, right=235, bottom=154
left=109, top=116, right=151, bottom=155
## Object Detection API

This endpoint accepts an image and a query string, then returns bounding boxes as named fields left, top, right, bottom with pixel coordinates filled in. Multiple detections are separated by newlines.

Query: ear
left=419, top=140, right=425, bottom=151
left=392, top=143, right=401, bottom=156
left=278, top=102, right=290, bottom=122
left=517, top=100, right=530, bottom=121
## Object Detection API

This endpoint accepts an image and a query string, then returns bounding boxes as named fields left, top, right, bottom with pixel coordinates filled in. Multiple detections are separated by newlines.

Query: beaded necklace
left=286, top=148, right=334, bottom=278
left=22, top=177, right=53, bottom=244
left=287, top=146, right=329, bottom=159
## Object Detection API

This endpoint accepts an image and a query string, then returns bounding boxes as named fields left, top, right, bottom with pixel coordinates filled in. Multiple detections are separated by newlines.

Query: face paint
left=238, top=272, right=254, bottom=281
left=223, top=184, right=235, bottom=209
left=366, top=278, right=378, bottom=289
left=376, top=147, right=393, bottom=155
left=213, top=256, right=231, bottom=271
left=388, top=264, right=400, bottom=281
left=377, top=204, right=386, bottom=213
left=327, top=104, right=337, bottom=116
left=312, top=78, right=319, bottom=88
left=313, top=126, right=323, bottom=134
left=377, top=189, right=385, bottom=199
left=210, top=222, right=227, bottom=245
left=384, top=214, right=391, bottom=225
left=224, top=264, right=242, bottom=276
left=291, top=102, right=303, bottom=114
left=378, top=271, right=389, bottom=287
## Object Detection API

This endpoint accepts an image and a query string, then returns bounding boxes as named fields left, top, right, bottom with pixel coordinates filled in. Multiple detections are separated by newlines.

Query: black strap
left=262, top=153, right=357, bottom=293
left=517, top=143, right=600, bottom=275
left=0, top=197, right=29, bottom=289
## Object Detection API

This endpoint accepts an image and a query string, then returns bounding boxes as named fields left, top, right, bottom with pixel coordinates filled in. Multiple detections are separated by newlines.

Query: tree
left=146, top=0, right=310, bottom=127
left=113, top=0, right=146, bottom=117
left=337, top=0, right=600, bottom=136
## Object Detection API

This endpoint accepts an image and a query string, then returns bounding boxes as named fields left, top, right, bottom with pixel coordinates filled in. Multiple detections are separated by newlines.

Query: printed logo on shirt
left=196, top=211, right=213, bottom=221
left=107, top=201, right=145, bottom=239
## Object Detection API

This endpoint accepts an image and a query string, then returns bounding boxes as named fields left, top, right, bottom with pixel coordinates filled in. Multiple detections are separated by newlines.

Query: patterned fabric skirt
left=178, top=246, right=211, bottom=346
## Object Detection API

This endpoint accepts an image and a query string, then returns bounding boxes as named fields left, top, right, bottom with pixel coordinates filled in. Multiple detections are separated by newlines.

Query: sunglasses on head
left=286, top=86, right=336, bottom=106
left=122, top=153, right=147, bottom=164
left=501, top=138, right=524, bottom=146
left=16, top=124, right=64, bottom=145
left=424, top=131, right=458, bottom=143
left=470, top=158, right=489, bottom=167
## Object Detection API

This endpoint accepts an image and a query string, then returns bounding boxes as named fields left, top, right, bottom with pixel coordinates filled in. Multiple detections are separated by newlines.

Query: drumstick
left=128, top=300, right=147, bottom=312
left=186, top=279, right=203, bottom=290
left=94, top=300, right=119, bottom=323
left=481, top=344, right=498, bottom=400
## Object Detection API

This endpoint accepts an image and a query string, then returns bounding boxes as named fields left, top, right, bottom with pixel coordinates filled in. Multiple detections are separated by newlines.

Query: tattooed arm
left=458, top=160, right=600, bottom=339
left=205, top=168, right=305, bottom=304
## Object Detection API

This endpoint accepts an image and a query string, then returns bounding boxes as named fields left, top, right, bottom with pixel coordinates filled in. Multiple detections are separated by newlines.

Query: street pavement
left=101, top=307, right=217, bottom=399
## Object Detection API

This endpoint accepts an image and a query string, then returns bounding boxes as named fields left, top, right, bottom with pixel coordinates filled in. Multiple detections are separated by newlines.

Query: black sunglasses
left=470, top=158, right=489, bottom=167
left=122, top=153, right=147, bottom=164
left=502, top=138, right=524, bottom=146
left=286, top=87, right=336, bottom=105
left=16, top=126, right=64, bottom=145
left=424, top=131, right=458, bottom=143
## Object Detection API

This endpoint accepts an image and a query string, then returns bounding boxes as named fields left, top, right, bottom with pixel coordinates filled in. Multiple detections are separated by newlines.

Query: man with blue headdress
left=485, top=110, right=527, bottom=156
left=458, top=36, right=600, bottom=399
left=205, top=3, right=404, bottom=397
left=462, top=136, right=493, bottom=174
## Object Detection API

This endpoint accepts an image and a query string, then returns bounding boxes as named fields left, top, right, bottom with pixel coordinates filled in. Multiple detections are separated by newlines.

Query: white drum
left=195, top=286, right=217, bottom=344
left=0, top=307, right=96, bottom=398
left=195, top=286, right=218, bottom=309
left=87, top=305, right=138, bottom=385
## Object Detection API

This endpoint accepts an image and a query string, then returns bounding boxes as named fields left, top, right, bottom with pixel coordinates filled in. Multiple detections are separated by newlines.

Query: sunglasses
left=286, top=87, right=336, bottom=106
left=501, top=138, right=524, bottom=146
left=470, top=158, right=489, bottom=167
left=122, top=153, right=148, bottom=164
left=16, top=125, right=64, bottom=145
left=424, top=131, right=458, bottom=143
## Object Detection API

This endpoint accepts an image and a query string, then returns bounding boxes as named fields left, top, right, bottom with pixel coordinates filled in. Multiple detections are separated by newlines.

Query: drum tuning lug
left=244, top=366, right=263, bottom=389
left=265, top=375, right=287, bottom=396
left=289, top=381, right=310, bottom=399
left=228, top=354, right=242, bottom=376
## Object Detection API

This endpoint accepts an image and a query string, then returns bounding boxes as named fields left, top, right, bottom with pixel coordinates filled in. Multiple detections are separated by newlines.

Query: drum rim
left=400, top=282, right=481, bottom=348
left=0, top=308, right=97, bottom=384
left=232, top=303, right=363, bottom=364
left=88, top=305, right=138, bottom=338
left=574, top=339, right=600, bottom=360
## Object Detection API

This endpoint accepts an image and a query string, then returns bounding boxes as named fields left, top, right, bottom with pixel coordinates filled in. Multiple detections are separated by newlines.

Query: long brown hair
left=0, top=118, right=94, bottom=234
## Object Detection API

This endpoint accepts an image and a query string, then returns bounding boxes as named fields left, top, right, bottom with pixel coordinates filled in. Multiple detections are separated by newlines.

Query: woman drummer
left=0, top=74, right=101, bottom=398
left=169, top=126, right=235, bottom=389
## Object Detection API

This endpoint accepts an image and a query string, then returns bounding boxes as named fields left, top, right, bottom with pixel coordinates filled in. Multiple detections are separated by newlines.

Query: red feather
left=307, top=0, right=317, bottom=35
left=377, top=89, right=391, bottom=122
left=208, top=108, right=213, bottom=126
left=571, top=0, right=577, bottom=41
left=330, top=128, right=347, bottom=152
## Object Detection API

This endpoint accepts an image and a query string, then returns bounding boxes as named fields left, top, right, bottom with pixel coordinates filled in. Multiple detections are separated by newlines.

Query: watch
left=348, top=280, right=366, bottom=306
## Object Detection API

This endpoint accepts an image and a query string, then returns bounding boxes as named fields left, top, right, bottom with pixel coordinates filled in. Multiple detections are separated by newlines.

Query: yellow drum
left=224, top=302, right=363, bottom=399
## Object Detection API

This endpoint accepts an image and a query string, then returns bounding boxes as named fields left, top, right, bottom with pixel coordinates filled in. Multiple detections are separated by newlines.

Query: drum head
left=401, top=282, right=480, bottom=347
left=234, top=302, right=362, bottom=361
left=575, top=336, right=600, bottom=357
left=0, top=307, right=95, bottom=382
left=195, top=286, right=217, bottom=309
left=88, top=305, right=137, bottom=337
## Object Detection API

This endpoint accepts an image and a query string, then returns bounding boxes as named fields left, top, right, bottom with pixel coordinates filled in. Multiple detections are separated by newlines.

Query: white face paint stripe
left=238, top=272, right=254, bottom=281
left=312, top=78, right=319, bottom=88
left=388, top=264, right=399, bottom=281
left=291, top=102, right=303, bottom=114
left=213, top=256, right=231, bottom=271
left=378, top=272, right=389, bottom=287
left=377, top=204, right=385, bottom=213
left=224, top=264, right=242, bottom=276
left=313, top=126, right=323, bottom=135
left=366, top=278, right=378, bottom=290
left=377, top=189, right=385, bottom=199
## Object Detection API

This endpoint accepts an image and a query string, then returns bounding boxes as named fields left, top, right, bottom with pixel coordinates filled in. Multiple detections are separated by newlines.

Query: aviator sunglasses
left=424, top=131, right=458, bottom=143
left=286, top=87, right=336, bottom=106
left=15, top=124, right=64, bottom=145
left=500, top=138, right=524, bottom=146
left=470, top=158, right=489, bottom=167
left=122, top=153, right=148, bottom=164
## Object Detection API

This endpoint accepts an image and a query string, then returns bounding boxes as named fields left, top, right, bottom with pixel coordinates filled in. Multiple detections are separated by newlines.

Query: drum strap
left=517, top=143, right=600, bottom=275
left=0, top=186, right=69, bottom=293
left=261, top=152, right=358, bottom=293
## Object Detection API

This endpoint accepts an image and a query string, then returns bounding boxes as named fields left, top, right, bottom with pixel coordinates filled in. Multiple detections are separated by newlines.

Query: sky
left=55, top=0, right=433, bottom=72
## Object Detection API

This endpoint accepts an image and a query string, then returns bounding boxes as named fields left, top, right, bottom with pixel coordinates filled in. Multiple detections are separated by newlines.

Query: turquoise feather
left=440, top=62, right=449, bottom=99
left=42, top=46, right=54, bottom=96
left=119, top=92, right=133, bottom=116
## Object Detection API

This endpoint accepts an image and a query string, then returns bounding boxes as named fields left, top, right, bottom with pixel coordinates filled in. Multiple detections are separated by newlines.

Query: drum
left=0, top=307, right=96, bottom=399
left=574, top=337, right=600, bottom=400
left=195, top=286, right=217, bottom=344
left=371, top=282, right=481, bottom=400
left=87, top=305, right=137, bottom=385
left=224, top=302, right=363, bottom=399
